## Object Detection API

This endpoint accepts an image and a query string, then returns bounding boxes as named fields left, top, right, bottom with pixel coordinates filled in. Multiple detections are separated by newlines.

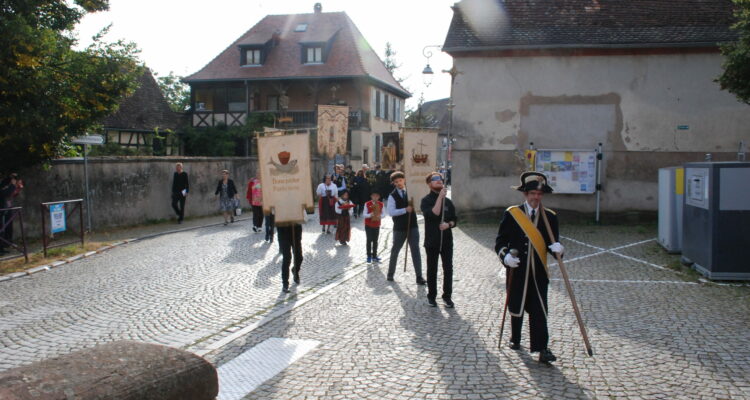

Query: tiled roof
left=102, top=69, right=184, bottom=132
left=444, top=0, right=737, bottom=52
left=185, top=11, right=409, bottom=98
left=420, top=98, right=450, bottom=133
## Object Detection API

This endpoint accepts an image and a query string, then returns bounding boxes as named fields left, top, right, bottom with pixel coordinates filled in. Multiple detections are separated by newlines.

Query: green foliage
left=155, top=71, right=190, bottom=112
left=0, top=0, right=143, bottom=172
left=404, top=93, right=430, bottom=128
left=383, top=42, right=406, bottom=84
left=717, top=0, right=750, bottom=105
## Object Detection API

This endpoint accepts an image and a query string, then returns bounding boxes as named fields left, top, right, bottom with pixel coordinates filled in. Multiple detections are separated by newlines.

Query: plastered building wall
left=449, top=51, right=750, bottom=214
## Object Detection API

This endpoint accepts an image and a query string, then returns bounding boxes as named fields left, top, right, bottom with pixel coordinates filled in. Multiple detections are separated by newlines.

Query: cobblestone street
left=1, top=215, right=749, bottom=399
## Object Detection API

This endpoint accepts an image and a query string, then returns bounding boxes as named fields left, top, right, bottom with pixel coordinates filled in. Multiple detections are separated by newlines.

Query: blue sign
left=677, top=125, right=690, bottom=130
left=50, top=204, right=66, bottom=234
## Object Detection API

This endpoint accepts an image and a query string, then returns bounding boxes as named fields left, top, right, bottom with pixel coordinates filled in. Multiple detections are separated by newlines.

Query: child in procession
left=335, top=190, right=355, bottom=246
left=363, top=191, right=385, bottom=263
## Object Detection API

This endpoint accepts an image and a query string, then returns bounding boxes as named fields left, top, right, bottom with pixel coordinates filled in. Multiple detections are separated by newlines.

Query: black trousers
left=252, top=205, right=263, bottom=228
left=277, top=224, right=303, bottom=286
left=425, top=245, right=453, bottom=301
left=510, top=278, right=549, bottom=352
left=264, top=214, right=275, bottom=241
left=365, top=226, right=379, bottom=257
left=171, top=194, right=185, bottom=220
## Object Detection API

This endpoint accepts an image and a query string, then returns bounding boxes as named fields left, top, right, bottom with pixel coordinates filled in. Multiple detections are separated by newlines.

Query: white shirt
left=335, top=199, right=353, bottom=215
left=387, top=188, right=408, bottom=217
left=362, top=200, right=386, bottom=218
left=524, top=201, right=539, bottom=219
left=316, top=182, right=338, bottom=198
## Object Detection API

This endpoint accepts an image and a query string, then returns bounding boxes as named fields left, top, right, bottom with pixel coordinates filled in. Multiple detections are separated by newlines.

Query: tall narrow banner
left=317, top=105, right=349, bottom=158
left=402, top=128, right=439, bottom=214
left=258, top=132, right=315, bottom=224
left=381, top=132, right=400, bottom=170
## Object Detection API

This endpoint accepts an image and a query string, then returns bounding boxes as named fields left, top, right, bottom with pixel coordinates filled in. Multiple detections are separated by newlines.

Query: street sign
left=72, top=135, right=104, bottom=145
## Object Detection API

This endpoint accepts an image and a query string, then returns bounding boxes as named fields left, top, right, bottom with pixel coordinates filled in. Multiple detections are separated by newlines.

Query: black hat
left=513, top=171, right=553, bottom=193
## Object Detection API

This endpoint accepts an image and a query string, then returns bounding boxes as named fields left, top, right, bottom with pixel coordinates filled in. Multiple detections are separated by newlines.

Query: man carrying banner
left=495, top=172, right=564, bottom=364
left=386, top=171, right=426, bottom=285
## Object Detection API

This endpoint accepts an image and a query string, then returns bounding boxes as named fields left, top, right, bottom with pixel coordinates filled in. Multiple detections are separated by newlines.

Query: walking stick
left=497, top=249, right=518, bottom=349
left=540, top=205, right=594, bottom=357
left=403, top=197, right=412, bottom=273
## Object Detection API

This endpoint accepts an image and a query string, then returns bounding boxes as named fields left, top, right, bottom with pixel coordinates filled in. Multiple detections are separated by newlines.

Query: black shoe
left=509, top=341, right=520, bottom=350
left=443, top=298, right=454, bottom=308
left=231, top=216, right=234, bottom=223
left=386, top=276, right=394, bottom=282
left=293, top=267, right=300, bottom=284
left=416, top=278, right=427, bottom=285
left=538, top=348, right=557, bottom=364
left=428, top=299, right=437, bottom=307
left=282, top=285, right=290, bottom=293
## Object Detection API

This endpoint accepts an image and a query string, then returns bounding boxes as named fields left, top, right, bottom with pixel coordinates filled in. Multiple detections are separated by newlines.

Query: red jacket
left=364, top=200, right=384, bottom=228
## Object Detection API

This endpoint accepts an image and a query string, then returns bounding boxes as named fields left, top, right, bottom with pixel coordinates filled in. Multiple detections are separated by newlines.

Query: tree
left=383, top=42, right=407, bottom=84
left=717, top=0, right=750, bottom=105
left=0, top=0, right=143, bottom=172
left=156, top=71, right=190, bottom=112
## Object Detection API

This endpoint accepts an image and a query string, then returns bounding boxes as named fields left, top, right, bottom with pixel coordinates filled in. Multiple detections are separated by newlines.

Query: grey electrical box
left=658, top=167, right=684, bottom=253
left=682, top=162, right=750, bottom=280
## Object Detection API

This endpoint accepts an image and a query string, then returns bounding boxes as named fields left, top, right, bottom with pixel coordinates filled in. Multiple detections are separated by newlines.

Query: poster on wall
left=317, top=105, right=349, bottom=158
left=258, top=132, right=315, bottom=224
left=381, top=131, right=400, bottom=170
left=534, top=149, right=597, bottom=194
left=403, top=128, right=439, bottom=212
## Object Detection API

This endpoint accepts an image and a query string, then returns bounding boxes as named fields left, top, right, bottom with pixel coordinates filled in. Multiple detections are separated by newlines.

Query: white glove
left=503, top=252, right=520, bottom=268
left=548, top=242, right=564, bottom=254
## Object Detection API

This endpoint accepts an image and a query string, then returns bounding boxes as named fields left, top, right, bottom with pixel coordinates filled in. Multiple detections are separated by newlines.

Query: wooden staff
left=403, top=197, right=413, bottom=273
left=540, top=204, right=594, bottom=357
left=497, top=249, right=518, bottom=349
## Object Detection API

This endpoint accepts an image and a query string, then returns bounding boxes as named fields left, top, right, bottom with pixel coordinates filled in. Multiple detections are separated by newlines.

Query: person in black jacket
left=420, top=172, right=457, bottom=308
left=494, top=171, right=564, bottom=364
left=171, top=163, right=189, bottom=224
left=215, top=170, right=239, bottom=226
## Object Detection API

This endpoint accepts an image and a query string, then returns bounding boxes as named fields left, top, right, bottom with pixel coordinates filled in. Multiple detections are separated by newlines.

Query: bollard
left=0, top=341, right=218, bottom=400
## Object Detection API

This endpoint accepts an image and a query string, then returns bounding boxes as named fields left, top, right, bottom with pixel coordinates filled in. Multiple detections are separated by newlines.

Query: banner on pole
left=258, top=132, right=315, bottom=224
left=403, top=128, right=439, bottom=213
left=316, top=105, right=349, bottom=158
left=50, top=204, right=66, bottom=234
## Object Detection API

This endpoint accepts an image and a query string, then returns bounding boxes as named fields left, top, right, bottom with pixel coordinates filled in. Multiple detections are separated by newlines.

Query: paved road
left=1, top=216, right=749, bottom=399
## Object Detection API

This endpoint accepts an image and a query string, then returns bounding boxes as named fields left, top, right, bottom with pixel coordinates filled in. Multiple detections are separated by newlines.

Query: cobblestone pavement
left=207, top=224, right=750, bottom=399
left=2, top=216, right=749, bottom=399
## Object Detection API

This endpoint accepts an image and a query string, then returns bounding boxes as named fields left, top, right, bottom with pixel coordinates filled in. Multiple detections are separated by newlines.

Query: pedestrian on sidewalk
left=215, top=170, right=239, bottom=226
left=362, top=190, right=384, bottom=263
left=386, top=171, right=426, bottom=285
left=246, top=176, right=263, bottom=233
left=171, top=163, right=189, bottom=224
left=334, top=190, right=355, bottom=246
left=277, top=223, right=302, bottom=293
left=420, top=172, right=457, bottom=308
left=495, top=171, right=564, bottom=364
left=316, top=175, right=338, bottom=234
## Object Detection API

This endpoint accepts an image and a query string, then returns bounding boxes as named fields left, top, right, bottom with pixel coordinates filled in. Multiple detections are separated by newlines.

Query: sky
left=74, top=0, right=458, bottom=110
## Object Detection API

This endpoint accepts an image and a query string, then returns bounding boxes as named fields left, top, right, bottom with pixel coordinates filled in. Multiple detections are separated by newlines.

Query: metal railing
left=0, top=207, right=28, bottom=262
left=40, top=199, right=84, bottom=257
left=193, top=109, right=370, bottom=129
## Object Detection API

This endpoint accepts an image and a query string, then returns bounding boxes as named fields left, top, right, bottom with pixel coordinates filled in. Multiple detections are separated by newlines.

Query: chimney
left=314, top=3, right=322, bottom=13
left=272, top=29, right=281, bottom=45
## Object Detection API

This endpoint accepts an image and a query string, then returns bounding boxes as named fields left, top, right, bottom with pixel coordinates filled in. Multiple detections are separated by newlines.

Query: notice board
left=534, top=150, right=597, bottom=194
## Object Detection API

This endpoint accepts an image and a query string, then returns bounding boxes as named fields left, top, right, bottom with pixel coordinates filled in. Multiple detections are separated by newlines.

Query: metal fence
left=0, top=207, right=28, bottom=262
left=40, top=199, right=84, bottom=257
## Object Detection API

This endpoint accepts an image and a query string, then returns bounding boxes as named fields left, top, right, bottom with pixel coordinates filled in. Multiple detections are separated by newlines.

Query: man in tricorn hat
left=495, top=171, right=564, bottom=364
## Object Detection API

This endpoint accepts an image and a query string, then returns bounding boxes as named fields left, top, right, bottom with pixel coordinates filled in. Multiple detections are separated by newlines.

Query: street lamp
left=421, top=45, right=461, bottom=172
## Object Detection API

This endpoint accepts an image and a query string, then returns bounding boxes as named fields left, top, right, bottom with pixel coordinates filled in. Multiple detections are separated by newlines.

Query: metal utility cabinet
left=658, top=167, right=684, bottom=253
left=682, top=162, right=750, bottom=280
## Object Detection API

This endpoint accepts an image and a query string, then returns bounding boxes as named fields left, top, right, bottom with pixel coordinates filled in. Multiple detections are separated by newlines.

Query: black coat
left=420, top=191, right=457, bottom=248
left=172, top=172, right=189, bottom=195
left=494, top=204, right=559, bottom=316
left=215, top=179, right=238, bottom=198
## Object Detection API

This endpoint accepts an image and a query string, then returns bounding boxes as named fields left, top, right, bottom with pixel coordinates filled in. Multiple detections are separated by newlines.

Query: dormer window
left=294, top=24, right=308, bottom=32
left=245, top=49, right=262, bottom=65
left=240, top=45, right=265, bottom=66
left=304, top=46, right=323, bottom=64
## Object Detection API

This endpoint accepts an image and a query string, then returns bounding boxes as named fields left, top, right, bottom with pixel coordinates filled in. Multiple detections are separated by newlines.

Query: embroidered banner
left=402, top=128, right=439, bottom=213
left=316, top=105, right=349, bottom=158
left=258, top=132, right=314, bottom=224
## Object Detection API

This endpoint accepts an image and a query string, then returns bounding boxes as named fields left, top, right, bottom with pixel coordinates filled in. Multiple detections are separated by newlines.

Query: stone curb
left=0, top=217, right=251, bottom=284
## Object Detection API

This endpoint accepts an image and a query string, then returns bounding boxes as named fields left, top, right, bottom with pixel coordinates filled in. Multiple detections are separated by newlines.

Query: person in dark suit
left=420, top=172, right=457, bottom=308
left=277, top=223, right=303, bottom=293
left=171, top=163, right=189, bottom=224
left=495, top=171, right=565, bottom=364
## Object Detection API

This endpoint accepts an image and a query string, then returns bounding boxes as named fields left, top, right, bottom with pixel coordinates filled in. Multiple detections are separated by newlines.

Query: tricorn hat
left=513, top=171, right=553, bottom=193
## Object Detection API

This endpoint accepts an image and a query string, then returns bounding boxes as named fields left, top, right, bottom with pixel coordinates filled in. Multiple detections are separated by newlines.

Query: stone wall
left=13, top=156, right=328, bottom=238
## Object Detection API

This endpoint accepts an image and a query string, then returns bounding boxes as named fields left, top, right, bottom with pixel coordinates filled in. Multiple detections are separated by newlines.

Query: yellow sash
left=507, top=206, right=547, bottom=267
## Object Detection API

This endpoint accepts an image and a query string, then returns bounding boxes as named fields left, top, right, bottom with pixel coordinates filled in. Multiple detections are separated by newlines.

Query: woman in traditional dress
left=335, top=190, right=355, bottom=245
left=316, top=174, right=338, bottom=234
left=214, top=170, right=239, bottom=226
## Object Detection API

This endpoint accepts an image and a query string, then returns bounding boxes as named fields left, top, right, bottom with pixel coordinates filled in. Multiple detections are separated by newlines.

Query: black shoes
left=416, top=278, right=427, bottom=286
left=386, top=276, right=394, bottom=282
left=538, top=348, right=557, bottom=364
left=292, top=266, right=300, bottom=284
left=509, top=341, right=520, bottom=350
left=443, top=298, right=455, bottom=308
left=282, top=284, right=290, bottom=293
left=428, top=299, right=438, bottom=307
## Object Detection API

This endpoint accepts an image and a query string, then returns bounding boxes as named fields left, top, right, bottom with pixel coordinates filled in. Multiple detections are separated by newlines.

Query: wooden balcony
left=192, top=109, right=370, bottom=130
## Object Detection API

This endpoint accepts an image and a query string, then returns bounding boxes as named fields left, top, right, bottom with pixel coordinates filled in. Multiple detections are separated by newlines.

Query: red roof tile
left=185, top=11, right=409, bottom=98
